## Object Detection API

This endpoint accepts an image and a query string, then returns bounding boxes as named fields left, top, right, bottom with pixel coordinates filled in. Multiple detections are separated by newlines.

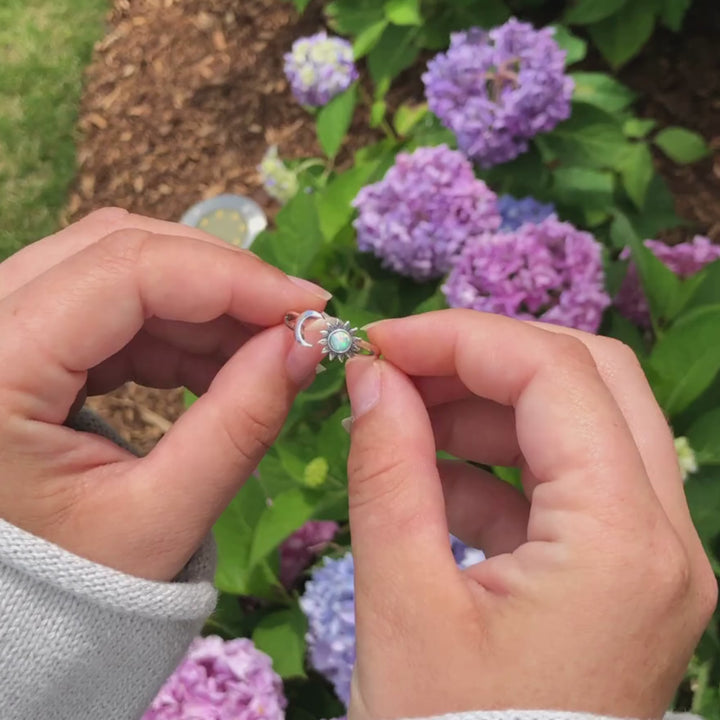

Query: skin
left=344, top=310, right=717, bottom=720
left=1, top=211, right=715, bottom=719
left=0, top=208, right=329, bottom=580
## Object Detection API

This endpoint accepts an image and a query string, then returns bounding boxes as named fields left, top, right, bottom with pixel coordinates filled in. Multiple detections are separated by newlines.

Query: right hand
left=344, top=309, right=717, bottom=720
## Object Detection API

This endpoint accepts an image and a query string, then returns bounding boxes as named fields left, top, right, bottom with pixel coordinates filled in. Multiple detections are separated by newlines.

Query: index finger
left=0, top=228, right=329, bottom=423
left=367, top=310, right=665, bottom=543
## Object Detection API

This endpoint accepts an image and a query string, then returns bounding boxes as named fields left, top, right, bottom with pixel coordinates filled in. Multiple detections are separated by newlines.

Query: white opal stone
left=328, top=329, right=352, bottom=354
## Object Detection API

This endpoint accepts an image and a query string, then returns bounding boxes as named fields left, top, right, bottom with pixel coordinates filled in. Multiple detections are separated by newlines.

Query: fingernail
left=361, top=320, right=386, bottom=332
left=288, top=275, right=332, bottom=301
left=341, top=416, right=353, bottom=433
left=347, top=359, right=381, bottom=419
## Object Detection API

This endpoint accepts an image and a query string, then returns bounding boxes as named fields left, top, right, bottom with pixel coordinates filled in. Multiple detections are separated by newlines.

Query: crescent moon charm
left=284, top=310, right=380, bottom=362
left=292, top=310, right=324, bottom=348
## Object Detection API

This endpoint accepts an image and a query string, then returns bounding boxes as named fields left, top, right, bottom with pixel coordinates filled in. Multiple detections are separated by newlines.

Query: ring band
left=285, top=310, right=380, bottom=362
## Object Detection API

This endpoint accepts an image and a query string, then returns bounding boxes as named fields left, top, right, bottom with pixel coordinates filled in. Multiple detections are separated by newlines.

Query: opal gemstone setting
left=319, top=317, right=360, bottom=362
left=328, top=329, right=353, bottom=354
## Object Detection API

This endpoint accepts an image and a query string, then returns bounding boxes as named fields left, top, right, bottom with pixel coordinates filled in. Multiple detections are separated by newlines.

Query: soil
left=68, top=0, right=720, bottom=452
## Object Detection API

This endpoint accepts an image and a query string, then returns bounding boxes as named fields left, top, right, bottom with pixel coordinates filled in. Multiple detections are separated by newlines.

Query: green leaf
left=253, top=605, right=308, bottom=678
left=625, top=173, right=683, bottom=238
left=384, top=0, right=421, bottom=25
left=682, top=259, right=720, bottom=311
left=623, top=117, right=657, bottom=139
left=649, top=305, right=720, bottom=415
left=326, top=0, right=385, bottom=36
left=654, top=127, right=710, bottom=164
left=370, top=99, right=387, bottom=127
left=368, top=24, right=420, bottom=97
left=618, top=142, right=655, bottom=208
left=250, top=488, right=339, bottom=565
left=252, top=192, right=322, bottom=276
left=688, top=408, right=720, bottom=465
left=552, top=166, right=614, bottom=212
left=316, top=84, right=358, bottom=159
left=564, top=0, right=628, bottom=24
left=537, top=104, right=628, bottom=168
left=353, top=19, right=389, bottom=58
left=183, top=388, right=198, bottom=408
left=213, top=479, right=280, bottom=596
left=316, top=161, right=382, bottom=240
left=551, top=25, right=587, bottom=65
left=588, top=0, right=657, bottom=68
left=685, top=468, right=720, bottom=539
left=393, top=102, right=428, bottom=136
left=660, top=0, right=691, bottom=30
left=571, top=72, right=635, bottom=112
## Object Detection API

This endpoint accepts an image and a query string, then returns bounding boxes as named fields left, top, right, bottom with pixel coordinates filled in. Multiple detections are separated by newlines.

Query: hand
left=0, top=208, right=329, bottom=581
left=344, top=309, right=717, bottom=720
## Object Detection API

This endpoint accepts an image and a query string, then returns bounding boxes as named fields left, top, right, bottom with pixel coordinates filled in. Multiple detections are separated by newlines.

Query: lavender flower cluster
left=142, top=636, right=285, bottom=720
left=300, top=538, right=484, bottom=707
left=279, top=520, right=339, bottom=588
left=615, top=236, right=720, bottom=327
left=284, top=32, right=358, bottom=107
left=352, top=145, right=500, bottom=280
left=498, top=194, right=556, bottom=231
left=423, top=19, right=573, bottom=167
left=442, top=217, right=610, bottom=333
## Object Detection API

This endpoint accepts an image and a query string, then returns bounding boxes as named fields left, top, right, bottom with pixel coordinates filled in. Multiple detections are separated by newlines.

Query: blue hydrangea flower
left=352, top=144, right=500, bottom=280
left=498, top=194, right=556, bottom=231
left=443, top=217, right=610, bottom=333
left=423, top=19, right=573, bottom=167
left=301, top=538, right=484, bottom=707
left=299, top=553, right=356, bottom=706
left=284, top=32, right=358, bottom=107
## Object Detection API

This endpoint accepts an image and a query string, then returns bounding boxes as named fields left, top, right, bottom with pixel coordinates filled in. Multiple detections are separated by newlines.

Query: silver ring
left=284, top=311, right=380, bottom=362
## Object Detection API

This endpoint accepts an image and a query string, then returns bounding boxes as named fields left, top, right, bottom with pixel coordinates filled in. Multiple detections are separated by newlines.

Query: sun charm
left=284, top=310, right=380, bottom=362
left=319, top=317, right=361, bottom=362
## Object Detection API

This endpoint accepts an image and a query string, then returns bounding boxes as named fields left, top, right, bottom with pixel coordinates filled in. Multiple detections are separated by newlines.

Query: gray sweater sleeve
left=0, top=519, right=217, bottom=720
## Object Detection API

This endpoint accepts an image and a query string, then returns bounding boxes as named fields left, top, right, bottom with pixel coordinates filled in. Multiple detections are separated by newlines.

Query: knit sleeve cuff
left=400, top=710, right=702, bottom=720
left=0, top=519, right=217, bottom=720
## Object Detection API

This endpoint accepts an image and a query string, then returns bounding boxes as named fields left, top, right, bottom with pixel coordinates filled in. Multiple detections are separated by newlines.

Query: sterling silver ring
left=284, top=311, right=380, bottom=362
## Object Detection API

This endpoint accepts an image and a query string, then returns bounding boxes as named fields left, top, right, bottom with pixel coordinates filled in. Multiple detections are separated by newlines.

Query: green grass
left=0, top=0, right=108, bottom=259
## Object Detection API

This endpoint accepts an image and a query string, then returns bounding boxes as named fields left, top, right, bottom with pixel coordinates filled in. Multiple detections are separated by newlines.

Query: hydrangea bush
left=180, top=9, right=720, bottom=720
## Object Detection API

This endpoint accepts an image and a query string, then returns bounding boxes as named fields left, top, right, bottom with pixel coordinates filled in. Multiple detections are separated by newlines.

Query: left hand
left=0, top=208, right=329, bottom=581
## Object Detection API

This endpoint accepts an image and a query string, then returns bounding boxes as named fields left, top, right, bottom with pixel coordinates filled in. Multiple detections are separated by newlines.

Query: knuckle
left=643, top=531, right=692, bottom=607
left=347, top=448, right=408, bottom=511
left=93, top=228, right=152, bottom=272
left=693, top=552, right=719, bottom=623
left=220, top=403, right=276, bottom=467
left=598, top=336, right=644, bottom=374
left=83, top=206, right=130, bottom=229
left=547, top=333, right=596, bottom=369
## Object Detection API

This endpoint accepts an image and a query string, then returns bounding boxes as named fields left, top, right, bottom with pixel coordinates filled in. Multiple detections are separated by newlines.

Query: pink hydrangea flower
left=279, top=520, right=339, bottom=588
left=616, top=236, right=720, bottom=327
left=142, top=636, right=285, bottom=720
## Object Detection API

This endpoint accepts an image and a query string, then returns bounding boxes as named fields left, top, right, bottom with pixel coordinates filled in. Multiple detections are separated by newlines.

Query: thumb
left=345, top=358, right=458, bottom=597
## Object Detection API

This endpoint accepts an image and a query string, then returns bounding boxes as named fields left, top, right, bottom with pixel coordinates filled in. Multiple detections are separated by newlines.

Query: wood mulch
left=68, top=0, right=720, bottom=453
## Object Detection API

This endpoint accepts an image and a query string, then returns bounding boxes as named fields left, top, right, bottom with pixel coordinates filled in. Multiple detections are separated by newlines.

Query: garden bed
left=71, top=0, right=719, bottom=452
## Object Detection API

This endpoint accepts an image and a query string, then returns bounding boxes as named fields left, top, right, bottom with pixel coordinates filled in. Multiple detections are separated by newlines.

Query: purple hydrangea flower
left=442, top=217, right=610, bottom=332
left=423, top=19, right=573, bottom=167
left=300, top=553, right=356, bottom=706
left=284, top=32, right=358, bottom=107
left=352, top=145, right=500, bottom=280
left=498, top=194, right=556, bottom=231
left=279, top=520, right=339, bottom=588
left=301, top=539, right=484, bottom=707
left=616, top=236, right=720, bottom=327
left=142, top=636, right=286, bottom=720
